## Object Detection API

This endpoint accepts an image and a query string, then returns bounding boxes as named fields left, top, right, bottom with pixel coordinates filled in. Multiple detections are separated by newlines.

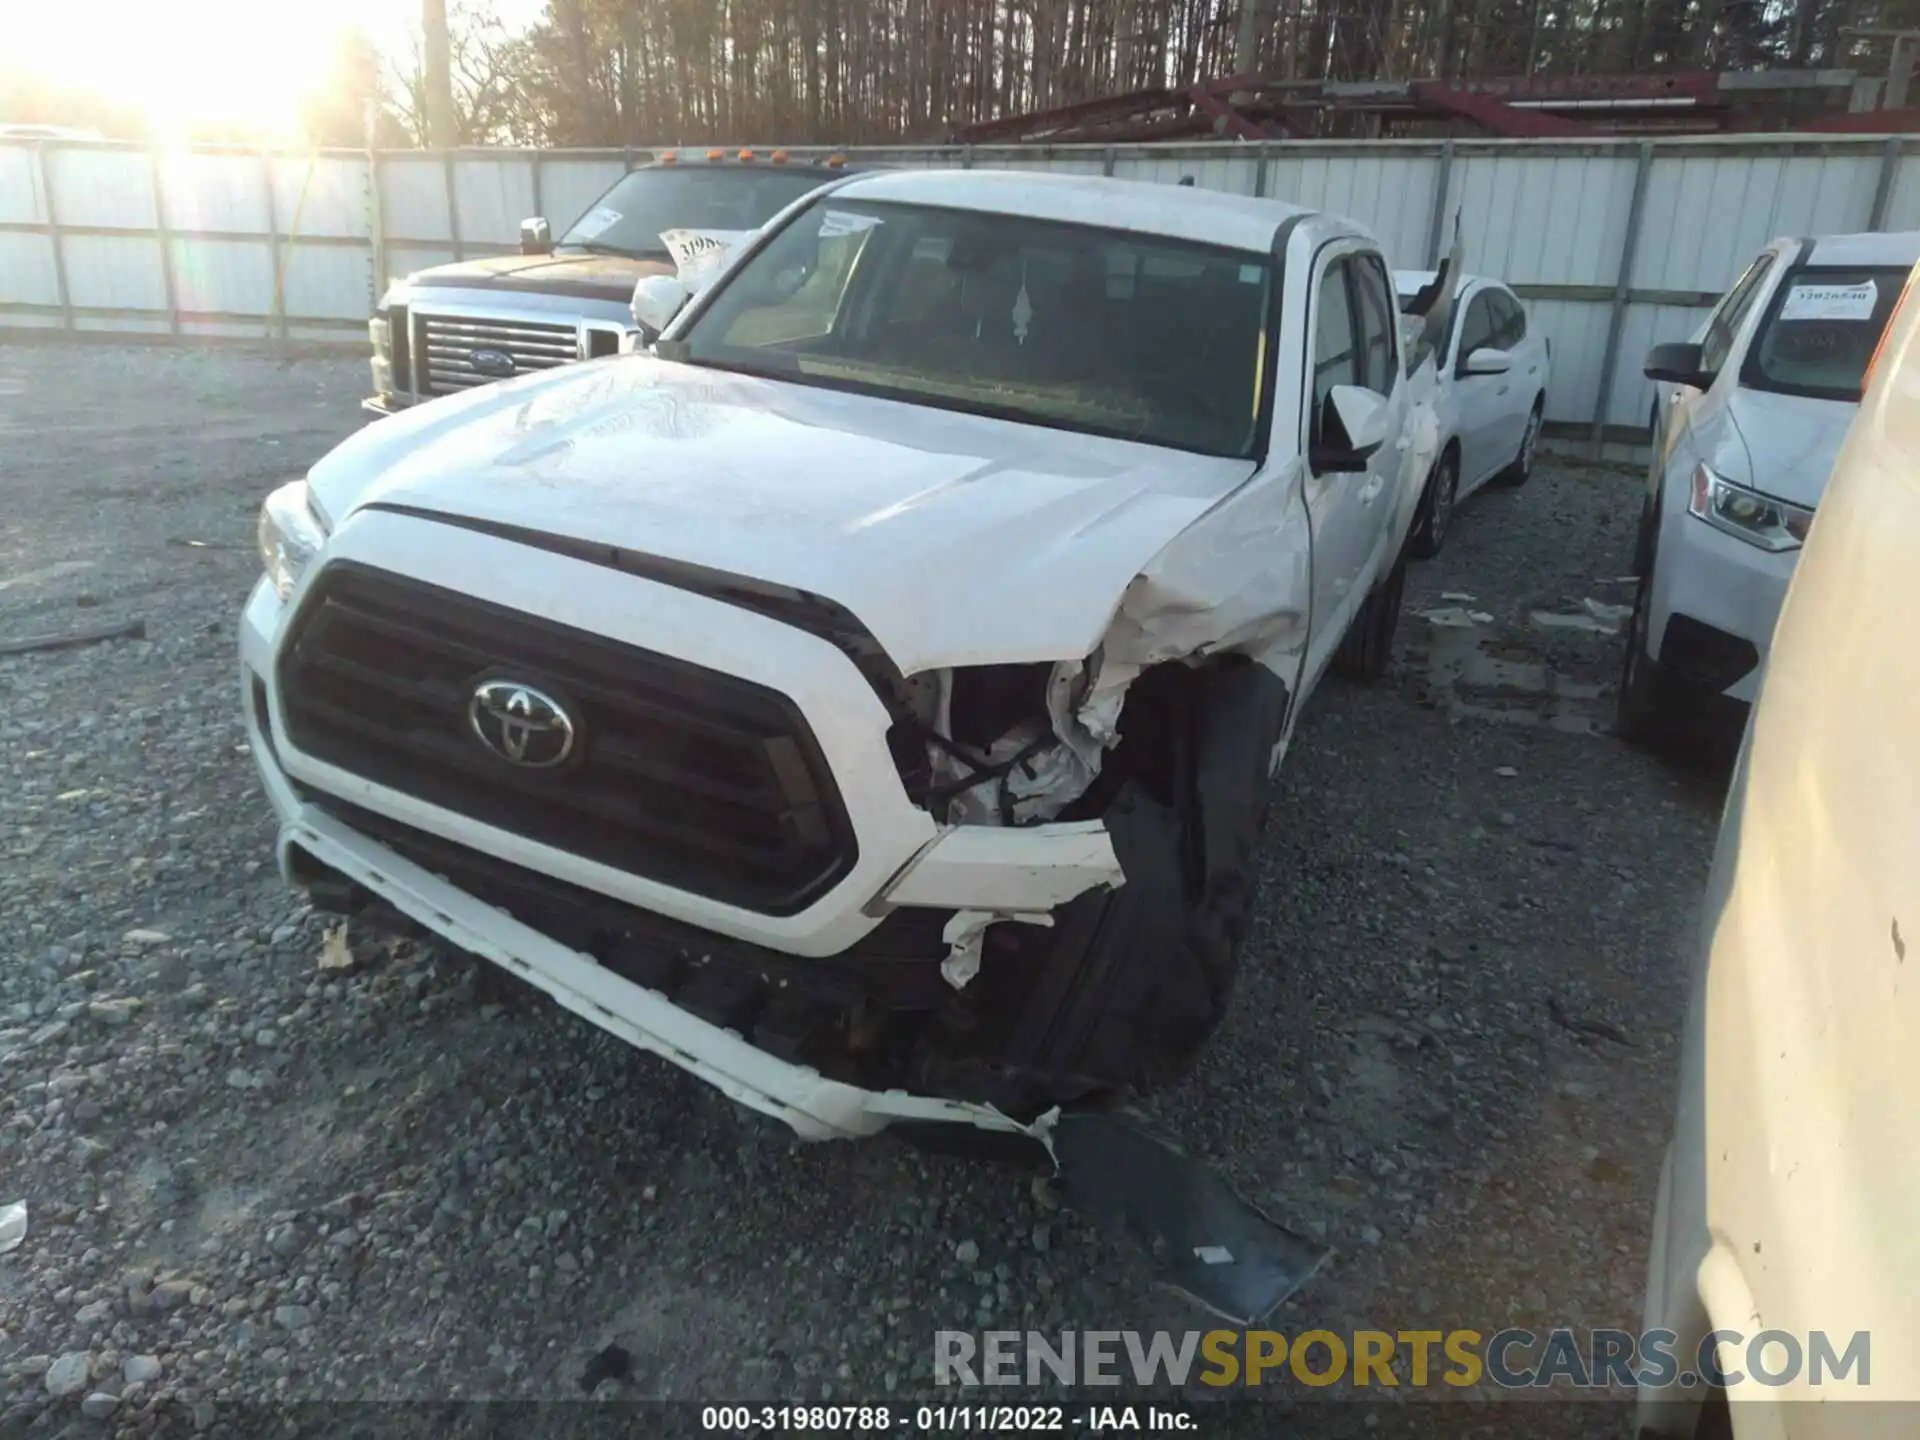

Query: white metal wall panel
left=974, top=153, right=1107, bottom=176
left=273, top=157, right=370, bottom=239
left=46, top=148, right=156, bottom=228
left=537, top=159, right=626, bottom=231
left=171, top=239, right=274, bottom=315
left=1609, top=301, right=1711, bottom=428
left=76, top=313, right=172, bottom=334
left=0, top=234, right=60, bottom=305
left=1634, top=152, right=1878, bottom=295
left=454, top=157, right=537, bottom=245
left=0, top=147, right=49, bottom=224
left=1266, top=152, right=1437, bottom=263
left=387, top=244, right=460, bottom=284
left=1884, top=154, right=1920, bottom=232
left=379, top=158, right=452, bottom=242
left=281, top=244, right=374, bottom=320
left=1453, top=153, right=1637, bottom=287
left=1523, top=298, right=1610, bottom=423
left=63, top=235, right=167, bottom=309
left=160, top=153, right=269, bottom=235
left=1110, top=151, right=1255, bottom=195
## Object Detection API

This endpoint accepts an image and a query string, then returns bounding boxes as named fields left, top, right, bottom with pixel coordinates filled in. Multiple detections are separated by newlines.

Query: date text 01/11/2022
left=699, top=1404, right=1199, bottom=1431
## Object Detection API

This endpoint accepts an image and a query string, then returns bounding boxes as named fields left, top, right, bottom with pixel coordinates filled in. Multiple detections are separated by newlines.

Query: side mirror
left=630, top=274, right=691, bottom=339
left=519, top=217, right=553, bottom=256
left=1311, top=385, right=1390, bottom=473
left=1461, top=346, right=1513, bottom=377
left=1644, top=341, right=1716, bottom=391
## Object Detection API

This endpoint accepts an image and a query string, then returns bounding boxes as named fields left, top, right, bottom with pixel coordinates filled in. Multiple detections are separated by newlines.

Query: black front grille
left=277, top=564, right=856, bottom=915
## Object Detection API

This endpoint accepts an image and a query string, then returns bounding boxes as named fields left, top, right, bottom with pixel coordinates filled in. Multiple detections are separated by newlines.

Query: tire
left=1614, top=501, right=1677, bottom=746
left=1492, top=396, right=1544, bottom=488
left=1408, top=447, right=1459, bottom=559
left=1333, top=549, right=1409, bottom=682
left=1011, top=667, right=1288, bottom=1107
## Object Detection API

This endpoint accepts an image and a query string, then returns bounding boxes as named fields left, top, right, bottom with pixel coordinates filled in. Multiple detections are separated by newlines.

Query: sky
left=10, top=0, right=544, bottom=139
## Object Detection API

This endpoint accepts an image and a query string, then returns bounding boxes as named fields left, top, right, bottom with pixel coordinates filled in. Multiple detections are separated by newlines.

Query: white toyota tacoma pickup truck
left=245, top=169, right=1450, bottom=1146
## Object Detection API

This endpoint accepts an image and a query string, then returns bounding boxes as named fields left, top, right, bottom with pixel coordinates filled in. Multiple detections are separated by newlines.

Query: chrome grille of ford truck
left=414, top=313, right=579, bottom=394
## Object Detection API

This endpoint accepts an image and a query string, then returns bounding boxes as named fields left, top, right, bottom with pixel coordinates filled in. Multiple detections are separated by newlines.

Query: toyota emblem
left=469, top=680, right=576, bottom=768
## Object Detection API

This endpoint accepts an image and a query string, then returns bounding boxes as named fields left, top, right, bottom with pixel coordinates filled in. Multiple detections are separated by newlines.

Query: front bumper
left=237, top=516, right=1128, bottom=1140
left=1647, top=507, right=1797, bottom=704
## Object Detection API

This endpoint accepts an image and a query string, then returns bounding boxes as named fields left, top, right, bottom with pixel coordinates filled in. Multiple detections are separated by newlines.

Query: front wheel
left=1408, top=449, right=1459, bottom=559
left=1333, top=549, right=1408, bottom=682
left=1615, top=503, right=1677, bottom=745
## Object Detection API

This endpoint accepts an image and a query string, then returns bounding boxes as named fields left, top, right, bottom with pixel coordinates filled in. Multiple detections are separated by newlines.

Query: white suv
left=245, top=170, right=1444, bottom=1144
left=1619, top=230, right=1920, bottom=748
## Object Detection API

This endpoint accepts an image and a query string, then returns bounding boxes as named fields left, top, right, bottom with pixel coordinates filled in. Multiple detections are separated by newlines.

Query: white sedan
left=1636, top=251, right=1920, bottom=1438
left=1618, top=230, right=1920, bottom=748
left=1392, top=271, right=1552, bottom=556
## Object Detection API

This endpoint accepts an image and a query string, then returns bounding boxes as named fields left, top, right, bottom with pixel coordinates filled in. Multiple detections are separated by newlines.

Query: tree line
left=387, top=0, right=1919, bottom=146
left=5, top=0, right=1915, bottom=149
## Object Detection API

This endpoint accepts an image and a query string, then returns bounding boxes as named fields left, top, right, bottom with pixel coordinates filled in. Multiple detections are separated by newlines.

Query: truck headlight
left=1687, top=464, right=1813, bottom=553
left=258, top=480, right=330, bottom=601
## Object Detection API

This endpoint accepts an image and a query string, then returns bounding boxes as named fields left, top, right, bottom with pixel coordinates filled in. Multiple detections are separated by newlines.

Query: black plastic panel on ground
left=276, top=563, right=857, bottom=916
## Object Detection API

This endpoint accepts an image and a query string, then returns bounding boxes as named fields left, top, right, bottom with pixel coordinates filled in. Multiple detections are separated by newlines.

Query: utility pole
left=423, top=0, right=458, bottom=148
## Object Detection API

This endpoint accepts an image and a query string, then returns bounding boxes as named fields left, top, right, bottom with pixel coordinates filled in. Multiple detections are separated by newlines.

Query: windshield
left=558, top=168, right=832, bottom=258
left=676, top=199, right=1274, bottom=457
left=1741, top=265, right=1910, bottom=402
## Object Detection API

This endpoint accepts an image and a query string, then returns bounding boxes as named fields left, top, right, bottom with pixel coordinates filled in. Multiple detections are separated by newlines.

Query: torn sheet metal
left=883, top=821, right=1122, bottom=911
left=1050, top=1110, right=1331, bottom=1325
left=940, top=909, right=1054, bottom=990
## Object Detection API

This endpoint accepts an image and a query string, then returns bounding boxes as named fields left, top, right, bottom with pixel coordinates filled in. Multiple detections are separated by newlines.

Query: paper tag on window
left=571, top=206, right=622, bottom=240
left=1779, top=280, right=1877, bottom=322
left=819, top=210, right=882, bottom=238
left=660, top=228, right=753, bottom=288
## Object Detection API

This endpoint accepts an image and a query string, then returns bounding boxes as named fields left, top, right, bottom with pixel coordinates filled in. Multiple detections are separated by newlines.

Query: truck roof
left=828, top=169, right=1320, bottom=256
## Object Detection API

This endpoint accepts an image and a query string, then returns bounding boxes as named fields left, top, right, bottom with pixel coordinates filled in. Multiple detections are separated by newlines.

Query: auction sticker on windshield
left=1780, top=280, right=1878, bottom=322
left=571, top=206, right=623, bottom=240
left=820, top=210, right=884, bottom=238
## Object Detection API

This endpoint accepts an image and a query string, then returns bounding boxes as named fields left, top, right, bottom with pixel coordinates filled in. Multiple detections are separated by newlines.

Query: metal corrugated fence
left=3, top=135, right=1917, bottom=436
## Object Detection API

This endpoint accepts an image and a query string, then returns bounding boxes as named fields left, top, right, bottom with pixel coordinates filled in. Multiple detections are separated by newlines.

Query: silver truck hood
left=308, top=357, right=1257, bottom=674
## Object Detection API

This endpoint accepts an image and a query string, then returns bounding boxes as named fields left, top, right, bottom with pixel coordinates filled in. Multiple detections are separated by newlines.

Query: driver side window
left=1456, top=293, right=1495, bottom=369
left=1311, top=259, right=1360, bottom=449
left=1700, top=253, right=1775, bottom=376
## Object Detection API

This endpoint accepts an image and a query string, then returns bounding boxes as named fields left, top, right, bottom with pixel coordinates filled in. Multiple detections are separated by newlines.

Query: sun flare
left=12, top=0, right=380, bottom=140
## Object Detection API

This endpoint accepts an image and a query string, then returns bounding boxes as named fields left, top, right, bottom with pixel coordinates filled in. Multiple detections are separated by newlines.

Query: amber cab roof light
left=825, top=153, right=846, bottom=167
left=657, top=150, right=676, bottom=164
left=706, top=148, right=724, bottom=161
left=770, top=149, right=790, bottom=163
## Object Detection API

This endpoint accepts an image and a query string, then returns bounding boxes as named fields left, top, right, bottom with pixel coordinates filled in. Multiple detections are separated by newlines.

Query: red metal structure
left=949, top=68, right=1913, bottom=144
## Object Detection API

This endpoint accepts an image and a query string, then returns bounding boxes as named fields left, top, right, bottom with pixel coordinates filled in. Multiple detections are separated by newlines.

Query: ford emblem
left=469, top=347, right=517, bottom=378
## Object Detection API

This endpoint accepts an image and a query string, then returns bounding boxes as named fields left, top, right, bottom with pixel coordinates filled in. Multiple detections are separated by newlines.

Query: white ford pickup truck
left=245, top=169, right=1450, bottom=1146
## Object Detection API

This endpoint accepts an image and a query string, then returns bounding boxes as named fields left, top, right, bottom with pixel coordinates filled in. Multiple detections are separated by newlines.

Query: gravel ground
left=0, top=343, right=1721, bottom=1438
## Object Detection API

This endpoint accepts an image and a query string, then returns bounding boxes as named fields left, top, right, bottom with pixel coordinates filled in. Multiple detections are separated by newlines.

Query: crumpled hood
left=308, top=359, right=1258, bottom=674
left=404, top=251, right=673, bottom=303
left=1727, top=388, right=1860, bottom=509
